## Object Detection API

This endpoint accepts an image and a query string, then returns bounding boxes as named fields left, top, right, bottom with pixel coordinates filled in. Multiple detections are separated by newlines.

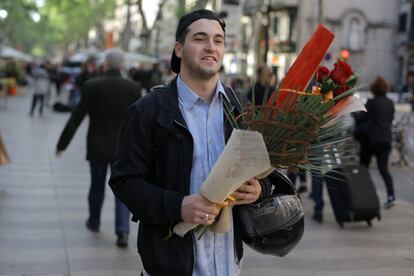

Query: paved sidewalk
left=0, top=92, right=413, bottom=276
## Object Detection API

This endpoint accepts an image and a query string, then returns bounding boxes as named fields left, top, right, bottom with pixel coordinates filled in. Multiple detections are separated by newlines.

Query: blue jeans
left=310, top=172, right=324, bottom=215
left=89, top=161, right=130, bottom=235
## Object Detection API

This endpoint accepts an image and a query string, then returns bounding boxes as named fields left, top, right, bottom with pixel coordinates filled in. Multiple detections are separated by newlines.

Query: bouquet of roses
left=225, top=25, right=364, bottom=174
left=315, top=60, right=358, bottom=98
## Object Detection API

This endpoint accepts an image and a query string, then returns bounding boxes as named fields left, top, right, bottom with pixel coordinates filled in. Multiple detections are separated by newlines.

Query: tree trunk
left=137, top=0, right=167, bottom=54
left=96, top=23, right=105, bottom=49
left=194, top=0, right=209, bottom=9
left=121, top=0, right=133, bottom=50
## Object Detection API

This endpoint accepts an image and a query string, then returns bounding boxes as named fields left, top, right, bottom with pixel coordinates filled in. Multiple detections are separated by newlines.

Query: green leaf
left=346, top=75, right=358, bottom=88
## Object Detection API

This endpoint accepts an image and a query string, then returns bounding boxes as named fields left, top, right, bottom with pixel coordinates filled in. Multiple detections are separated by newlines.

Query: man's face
left=261, top=67, right=272, bottom=85
left=175, top=19, right=225, bottom=79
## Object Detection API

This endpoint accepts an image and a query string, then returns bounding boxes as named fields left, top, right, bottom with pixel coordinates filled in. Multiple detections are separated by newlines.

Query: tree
left=0, top=0, right=116, bottom=57
left=0, top=0, right=38, bottom=52
left=43, top=0, right=116, bottom=52
left=120, top=0, right=134, bottom=50
left=137, top=0, right=167, bottom=54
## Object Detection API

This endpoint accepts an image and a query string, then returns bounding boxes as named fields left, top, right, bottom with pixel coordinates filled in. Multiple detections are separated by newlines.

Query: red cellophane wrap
left=268, top=25, right=335, bottom=111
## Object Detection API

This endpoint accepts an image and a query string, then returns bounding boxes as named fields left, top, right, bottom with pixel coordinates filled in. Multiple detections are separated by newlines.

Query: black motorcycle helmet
left=238, top=170, right=305, bottom=257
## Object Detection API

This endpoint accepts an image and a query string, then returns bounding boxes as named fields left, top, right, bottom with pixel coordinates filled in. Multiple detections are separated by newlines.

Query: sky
left=143, top=0, right=159, bottom=28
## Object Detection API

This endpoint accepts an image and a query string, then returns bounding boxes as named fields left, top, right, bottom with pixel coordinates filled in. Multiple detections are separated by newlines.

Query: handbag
left=238, top=171, right=304, bottom=257
left=353, top=117, right=373, bottom=142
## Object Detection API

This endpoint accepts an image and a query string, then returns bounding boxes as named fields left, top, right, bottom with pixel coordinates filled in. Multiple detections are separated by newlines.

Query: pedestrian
left=30, top=64, right=50, bottom=116
left=354, top=76, right=396, bottom=209
left=161, top=66, right=176, bottom=84
left=287, top=168, right=308, bottom=194
left=70, top=56, right=97, bottom=107
left=287, top=169, right=324, bottom=222
left=109, top=9, right=272, bottom=275
left=246, top=64, right=275, bottom=105
left=309, top=172, right=324, bottom=222
left=56, top=48, right=141, bottom=247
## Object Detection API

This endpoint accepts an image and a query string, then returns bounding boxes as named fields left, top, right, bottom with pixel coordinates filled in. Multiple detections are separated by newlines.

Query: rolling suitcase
left=325, top=165, right=381, bottom=227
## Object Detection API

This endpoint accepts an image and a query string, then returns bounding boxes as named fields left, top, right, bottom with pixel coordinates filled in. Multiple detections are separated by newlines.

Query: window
left=273, top=17, right=279, bottom=36
left=399, top=13, right=407, bottom=33
left=343, top=11, right=366, bottom=51
left=223, top=0, right=239, bottom=5
left=288, top=9, right=297, bottom=42
left=348, top=18, right=362, bottom=50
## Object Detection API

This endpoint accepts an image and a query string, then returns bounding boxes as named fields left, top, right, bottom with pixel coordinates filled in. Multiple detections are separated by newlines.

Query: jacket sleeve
left=56, top=86, right=88, bottom=151
left=109, top=95, right=184, bottom=226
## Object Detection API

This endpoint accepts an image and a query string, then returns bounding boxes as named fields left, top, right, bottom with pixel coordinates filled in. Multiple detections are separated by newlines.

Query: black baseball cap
left=170, top=9, right=226, bottom=74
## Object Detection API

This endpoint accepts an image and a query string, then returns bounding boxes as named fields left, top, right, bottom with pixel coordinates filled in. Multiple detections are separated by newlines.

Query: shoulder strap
left=224, top=86, right=243, bottom=113
left=148, top=84, right=168, bottom=112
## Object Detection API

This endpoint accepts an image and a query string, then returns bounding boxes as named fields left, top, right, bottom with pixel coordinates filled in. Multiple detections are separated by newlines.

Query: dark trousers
left=287, top=169, right=306, bottom=187
left=288, top=169, right=324, bottom=215
left=359, top=142, right=395, bottom=197
left=30, top=94, right=44, bottom=115
left=88, top=161, right=130, bottom=235
left=311, top=172, right=324, bottom=215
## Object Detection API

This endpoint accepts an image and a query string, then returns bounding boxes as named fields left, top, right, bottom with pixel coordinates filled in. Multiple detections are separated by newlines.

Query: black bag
left=325, top=165, right=381, bottom=228
left=353, top=118, right=372, bottom=142
left=238, top=171, right=305, bottom=257
left=52, top=102, right=72, bottom=112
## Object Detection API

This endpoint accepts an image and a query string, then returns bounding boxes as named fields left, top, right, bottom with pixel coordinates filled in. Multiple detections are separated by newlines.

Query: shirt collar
left=177, top=75, right=229, bottom=110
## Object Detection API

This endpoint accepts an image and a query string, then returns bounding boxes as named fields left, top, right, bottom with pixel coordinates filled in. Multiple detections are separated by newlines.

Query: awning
left=0, top=46, right=33, bottom=62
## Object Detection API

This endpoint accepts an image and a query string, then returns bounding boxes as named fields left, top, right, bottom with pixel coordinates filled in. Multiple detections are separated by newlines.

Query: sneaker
left=116, top=232, right=128, bottom=248
left=383, top=196, right=396, bottom=209
left=297, top=185, right=308, bottom=194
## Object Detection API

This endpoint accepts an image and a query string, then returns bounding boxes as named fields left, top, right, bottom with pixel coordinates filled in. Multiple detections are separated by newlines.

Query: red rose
left=316, top=66, right=329, bottom=83
left=329, top=61, right=353, bottom=86
left=333, top=85, right=350, bottom=97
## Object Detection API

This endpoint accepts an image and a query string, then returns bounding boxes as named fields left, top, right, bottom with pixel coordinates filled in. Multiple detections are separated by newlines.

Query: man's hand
left=55, top=149, right=63, bottom=157
left=181, top=194, right=220, bottom=225
left=230, top=178, right=262, bottom=205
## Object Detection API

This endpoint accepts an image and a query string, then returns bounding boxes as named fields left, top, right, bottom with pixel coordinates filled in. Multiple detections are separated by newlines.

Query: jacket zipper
left=174, top=119, right=189, bottom=131
left=174, top=119, right=195, bottom=274
left=174, top=119, right=192, bottom=196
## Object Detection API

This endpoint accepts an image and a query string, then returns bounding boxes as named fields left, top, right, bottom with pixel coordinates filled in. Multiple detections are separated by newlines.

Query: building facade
left=397, top=0, right=414, bottom=91
left=228, top=0, right=401, bottom=90
left=298, top=0, right=400, bottom=90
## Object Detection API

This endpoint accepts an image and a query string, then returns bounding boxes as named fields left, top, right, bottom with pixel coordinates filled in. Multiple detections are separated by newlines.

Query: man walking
left=109, top=10, right=271, bottom=275
left=56, top=48, right=141, bottom=248
left=30, top=64, right=50, bottom=116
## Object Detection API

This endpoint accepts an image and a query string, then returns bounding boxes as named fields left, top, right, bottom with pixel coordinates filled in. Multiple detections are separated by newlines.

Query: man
left=56, top=48, right=141, bottom=247
left=109, top=10, right=272, bottom=275
left=246, top=64, right=275, bottom=105
left=30, top=63, right=50, bottom=116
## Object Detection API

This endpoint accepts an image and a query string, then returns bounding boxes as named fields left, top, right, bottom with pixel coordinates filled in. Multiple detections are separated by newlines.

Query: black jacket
left=246, top=82, right=275, bottom=105
left=57, top=69, right=141, bottom=161
left=354, top=95, right=394, bottom=144
left=109, top=78, right=272, bottom=276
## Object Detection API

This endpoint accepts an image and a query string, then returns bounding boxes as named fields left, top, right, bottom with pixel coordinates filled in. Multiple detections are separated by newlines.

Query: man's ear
left=175, top=42, right=182, bottom=58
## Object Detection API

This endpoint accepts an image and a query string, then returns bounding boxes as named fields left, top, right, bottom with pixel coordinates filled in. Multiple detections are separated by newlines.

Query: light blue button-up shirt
left=177, top=75, right=240, bottom=276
